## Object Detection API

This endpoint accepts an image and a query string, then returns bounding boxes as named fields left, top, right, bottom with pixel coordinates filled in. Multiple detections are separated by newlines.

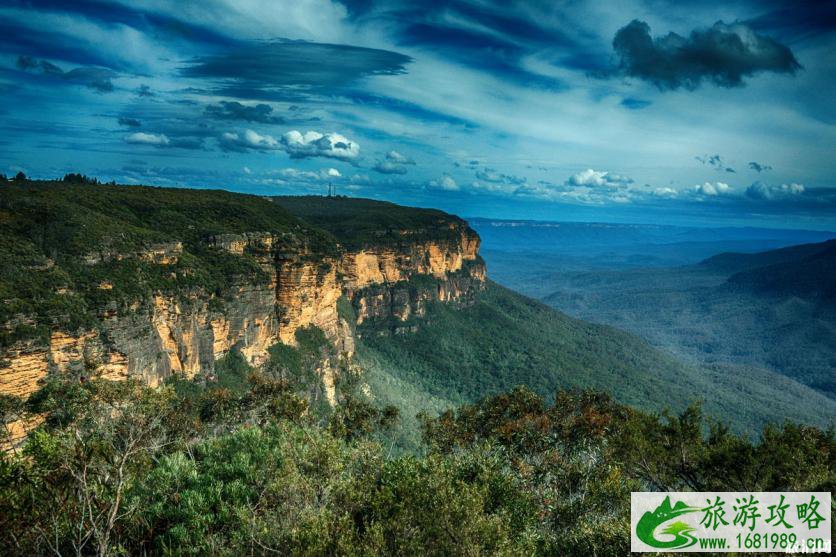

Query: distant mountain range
left=470, top=217, right=836, bottom=268
left=482, top=232, right=836, bottom=406
left=711, top=240, right=836, bottom=302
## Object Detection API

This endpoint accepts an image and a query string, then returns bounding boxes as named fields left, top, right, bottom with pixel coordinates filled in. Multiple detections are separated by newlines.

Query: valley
left=476, top=219, right=836, bottom=407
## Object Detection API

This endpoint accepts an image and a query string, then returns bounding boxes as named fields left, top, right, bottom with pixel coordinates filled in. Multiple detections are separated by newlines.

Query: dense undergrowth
left=1, top=350, right=831, bottom=555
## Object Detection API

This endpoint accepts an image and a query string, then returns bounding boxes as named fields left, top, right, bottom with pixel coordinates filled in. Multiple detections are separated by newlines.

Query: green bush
left=1, top=376, right=831, bottom=556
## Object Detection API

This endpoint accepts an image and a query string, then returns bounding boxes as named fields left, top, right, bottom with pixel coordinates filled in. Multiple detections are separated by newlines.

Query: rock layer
left=0, top=224, right=485, bottom=400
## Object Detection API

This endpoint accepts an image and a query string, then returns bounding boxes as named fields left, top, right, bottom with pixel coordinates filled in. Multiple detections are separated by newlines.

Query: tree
left=2, top=380, right=178, bottom=556
left=13, top=171, right=26, bottom=182
left=61, top=173, right=99, bottom=185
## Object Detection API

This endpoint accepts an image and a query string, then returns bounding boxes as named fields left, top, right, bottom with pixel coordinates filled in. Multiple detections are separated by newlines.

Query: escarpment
left=0, top=184, right=485, bottom=403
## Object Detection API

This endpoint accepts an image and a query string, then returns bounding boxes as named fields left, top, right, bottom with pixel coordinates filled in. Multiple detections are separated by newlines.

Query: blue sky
left=1, top=0, right=835, bottom=229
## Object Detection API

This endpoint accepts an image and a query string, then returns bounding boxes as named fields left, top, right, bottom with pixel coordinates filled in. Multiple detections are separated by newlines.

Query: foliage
left=0, top=179, right=337, bottom=344
left=421, top=387, right=835, bottom=555
left=2, top=378, right=831, bottom=556
left=62, top=173, right=101, bottom=185
left=359, top=281, right=834, bottom=445
left=275, top=195, right=470, bottom=250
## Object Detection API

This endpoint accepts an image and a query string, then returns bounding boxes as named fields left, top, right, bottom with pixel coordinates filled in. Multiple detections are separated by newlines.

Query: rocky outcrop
left=352, top=261, right=485, bottom=332
left=0, top=221, right=485, bottom=401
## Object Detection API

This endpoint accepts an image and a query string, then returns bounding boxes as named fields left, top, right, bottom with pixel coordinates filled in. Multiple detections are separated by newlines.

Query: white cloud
left=476, top=168, right=527, bottom=185
left=220, top=129, right=279, bottom=151
left=281, top=130, right=360, bottom=160
left=694, top=181, right=732, bottom=196
left=277, top=167, right=344, bottom=182
left=471, top=180, right=515, bottom=194
left=567, top=168, right=633, bottom=188
left=385, top=150, right=414, bottom=165
left=428, top=174, right=459, bottom=191
left=372, top=150, right=415, bottom=174
left=242, top=166, right=252, bottom=174
left=116, top=0, right=351, bottom=43
left=124, top=132, right=169, bottom=146
left=652, top=187, right=678, bottom=197
left=746, top=182, right=805, bottom=200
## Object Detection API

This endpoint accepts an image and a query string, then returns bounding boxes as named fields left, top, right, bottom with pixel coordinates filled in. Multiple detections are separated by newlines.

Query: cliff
left=0, top=184, right=485, bottom=405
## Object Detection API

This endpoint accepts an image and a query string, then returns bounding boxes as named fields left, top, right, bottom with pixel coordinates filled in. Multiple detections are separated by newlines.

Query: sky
left=1, top=0, right=835, bottom=229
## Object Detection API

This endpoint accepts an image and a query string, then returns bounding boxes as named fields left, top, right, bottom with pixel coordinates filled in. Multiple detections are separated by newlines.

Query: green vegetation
left=0, top=183, right=833, bottom=554
left=517, top=241, right=836, bottom=398
left=0, top=182, right=476, bottom=348
left=1, top=377, right=831, bottom=556
left=359, top=281, right=836, bottom=450
left=266, top=325, right=335, bottom=419
left=726, top=240, right=835, bottom=301
left=0, top=180, right=336, bottom=345
left=275, top=195, right=470, bottom=249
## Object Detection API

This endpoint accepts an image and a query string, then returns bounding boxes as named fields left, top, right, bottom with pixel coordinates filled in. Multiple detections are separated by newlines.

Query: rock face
left=0, top=222, right=485, bottom=401
left=345, top=235, right=486, bottom=332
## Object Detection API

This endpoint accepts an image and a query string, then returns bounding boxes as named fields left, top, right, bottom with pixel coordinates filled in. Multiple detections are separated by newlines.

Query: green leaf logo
left=636, top=496, right=701, bottom=549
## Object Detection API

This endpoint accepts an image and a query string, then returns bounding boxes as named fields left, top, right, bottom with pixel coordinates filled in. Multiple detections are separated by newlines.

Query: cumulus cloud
left=220, top=129, right=280, bottom=152
left=748, top=161, right=772, bottom=173
left=428, top=174, right=459, bottom=191
left=281, top=130, right=360, bottom=161
left=567, top=169, right=633, bottom=188
left=509, top=180, right=569, bottom=199
left=610, top=20, right=801, bottom=90
left=746, top=182, right=804, bottom=200
left=205, top=101, right=285, bottom=124
left=124, top=132, right=170, bottom=146
left=372, top=150, right=415, bottom=174
left=694, top=181, right=732, bottom=196
left=476, top=168, right=527, bottom=185
left=514, top=178, right=635, bottom=204
left=652, top=187, right=678, bottom=198
left=385, top=150, right=414, bottom=165
left=273, top=167, right=344, bottom=184
left=16, top=55, right=117, bottom=92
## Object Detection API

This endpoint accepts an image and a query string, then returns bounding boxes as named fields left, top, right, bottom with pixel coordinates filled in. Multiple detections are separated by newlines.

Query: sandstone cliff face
left=0, top=223, right=485, bottom=402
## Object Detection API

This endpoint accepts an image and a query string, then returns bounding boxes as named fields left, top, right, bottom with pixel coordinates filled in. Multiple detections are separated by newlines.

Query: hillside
left=357, top=282, right=835, bottom=449
left=4, top=351, right=831, bottom=556
left=482, top=238, right=836, bottom=400
left=269, top=200, right=834, bottom=441
left=0, top=181, right=333, bottom=342
left=726, top=240, right=836, bottom=301
left=702, top=239, right=835, bottom=274
left=1, top=182, right=831, bottom=450
left=0, top=180, right=484, bottom=408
